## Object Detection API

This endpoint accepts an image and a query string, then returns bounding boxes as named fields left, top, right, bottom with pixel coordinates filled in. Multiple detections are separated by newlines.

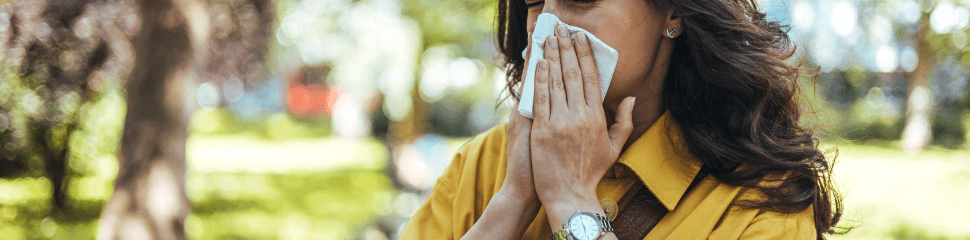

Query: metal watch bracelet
left=551, top=211, right=613, bottom=240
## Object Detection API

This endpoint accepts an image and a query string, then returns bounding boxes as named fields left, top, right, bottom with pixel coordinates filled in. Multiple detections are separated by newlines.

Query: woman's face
left=522, top=0, right=674, bottom=110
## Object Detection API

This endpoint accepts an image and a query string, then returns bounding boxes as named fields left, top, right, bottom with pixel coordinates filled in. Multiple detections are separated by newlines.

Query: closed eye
left=526, top=0, right=598, bottom=9
left=526, top=1, right=543, bottom=8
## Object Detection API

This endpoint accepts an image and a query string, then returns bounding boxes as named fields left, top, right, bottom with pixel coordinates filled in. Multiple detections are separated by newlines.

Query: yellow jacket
left=401, top=111, right=815, bottom=239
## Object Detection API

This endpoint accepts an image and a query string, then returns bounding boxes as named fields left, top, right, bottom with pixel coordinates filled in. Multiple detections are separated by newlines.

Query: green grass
left=185, top=171, right=394, bottom=239
left=0, top=134, right=395, bottom=240
left=0, top=170, right=394, bottom=240
left=823, top=142, right=970, bottom=240
left=1, top=135, right=968, bottom=240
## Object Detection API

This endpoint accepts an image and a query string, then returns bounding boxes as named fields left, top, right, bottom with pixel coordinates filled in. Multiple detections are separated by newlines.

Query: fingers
left=555, top=24, right=585, bottom=109
left=608, top=97, right=636, bottom=156
left=574, top=32, right=603, bottom=107
left=533, top=59, right=551, bottom=122
left=543, top=35, right=568, bottom=116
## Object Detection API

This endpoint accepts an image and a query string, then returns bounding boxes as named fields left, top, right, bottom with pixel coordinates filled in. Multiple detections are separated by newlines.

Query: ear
left=663, top=10, right=682, bottom=38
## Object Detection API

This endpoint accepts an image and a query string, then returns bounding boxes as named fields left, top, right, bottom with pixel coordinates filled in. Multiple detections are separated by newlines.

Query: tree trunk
left=98, top=0, right=195, bottom=239
left=901, top=15, right=935, bottom=153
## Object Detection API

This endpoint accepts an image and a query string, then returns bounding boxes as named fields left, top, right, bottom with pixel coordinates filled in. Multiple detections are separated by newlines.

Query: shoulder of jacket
left=457, top=123, right=509, bottom=153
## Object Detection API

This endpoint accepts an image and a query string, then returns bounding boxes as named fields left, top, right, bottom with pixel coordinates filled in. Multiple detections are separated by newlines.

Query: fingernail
left=557, top=24, right=568, bottom=37
left=631, top=97, right=636, bottom=106
left=576, top=32, right=588, bottom=45
left=538, top=60, right=547, bottom=70
left=548, top=36, right=558, bottom=48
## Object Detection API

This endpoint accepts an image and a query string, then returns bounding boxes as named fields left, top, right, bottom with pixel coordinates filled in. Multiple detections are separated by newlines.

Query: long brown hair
left=495, top=0, right=845, bottom=238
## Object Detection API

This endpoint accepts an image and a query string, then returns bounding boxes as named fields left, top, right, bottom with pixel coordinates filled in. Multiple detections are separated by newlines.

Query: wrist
left=464, top=188, right=542, bottom=240
left=540, top=186, right=598, bottom=212
left=543, top=192, right=604, bottom=231
left=496, top=187, right=540, bottom=211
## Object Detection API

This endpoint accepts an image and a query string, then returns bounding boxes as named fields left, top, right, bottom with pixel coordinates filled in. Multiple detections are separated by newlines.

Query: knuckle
left=533, top=130, right=549, bottom=141
left=553, top=120, right=569, bottom=131
left=534, top=93, right=548, bottom=105
left=565, top=68, right=583, bottom=80
left=552, top=78, right=565, bottom=90
left=577, top=48, right=593, bottom=58
left=624, top=123, right=633, bottom=132
left=590, top=110, right=604, bottom=121
left=575, top=119, right=589, bottom=129
left=583, top=75, right=598, bottom=85
left=545, top=55, right=560, bottom=62
left=559, top=39, right=573, bottom=50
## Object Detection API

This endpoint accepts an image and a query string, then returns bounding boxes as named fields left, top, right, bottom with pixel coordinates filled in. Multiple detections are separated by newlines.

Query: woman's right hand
left=461, top=97, right=540, bottom=240
left=500, top=41, right=539, bottom=203
left=459, top=45, right=540, bottom=240
left=501, top=96, right=538, bottom=204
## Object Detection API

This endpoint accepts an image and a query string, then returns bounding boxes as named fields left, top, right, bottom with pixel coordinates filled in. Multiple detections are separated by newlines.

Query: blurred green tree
left=897, top=1, right=969, bottom=150
left=98, top=0, right=275, bottom=238
left=0, top=0, right=136, bottom=218
left=790, top=0, right=969, bottom=149
left=0, top=0, right=274, bottom=238
left=392, top=0, right=499, bottom=142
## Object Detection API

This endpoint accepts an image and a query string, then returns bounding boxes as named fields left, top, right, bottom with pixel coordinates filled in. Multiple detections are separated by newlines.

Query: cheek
left=599, top=20, right=661, bottom=96
left=576, top=0, right=666, bottom=98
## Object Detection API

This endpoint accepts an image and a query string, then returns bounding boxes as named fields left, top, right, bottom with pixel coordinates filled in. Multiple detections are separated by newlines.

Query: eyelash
left=525, top=0, right=597, bottom=8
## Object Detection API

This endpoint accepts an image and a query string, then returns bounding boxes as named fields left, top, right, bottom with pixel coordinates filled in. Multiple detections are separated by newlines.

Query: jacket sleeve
left=399, top=147, right=466, bottom=240
left=399, top=124, right=509, bottom=240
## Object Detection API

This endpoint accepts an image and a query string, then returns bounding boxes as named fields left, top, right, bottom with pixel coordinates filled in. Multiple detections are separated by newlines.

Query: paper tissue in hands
left=517, top=13, right=619, bottom=119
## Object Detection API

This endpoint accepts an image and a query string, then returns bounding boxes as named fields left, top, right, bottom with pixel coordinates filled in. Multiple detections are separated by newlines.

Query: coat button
left=601, top=198, right=618, bottom=221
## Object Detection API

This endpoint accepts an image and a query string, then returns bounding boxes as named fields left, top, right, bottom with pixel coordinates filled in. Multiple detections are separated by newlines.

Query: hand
left=461, top=96, right=540, bottom=240
left=530, top=24, right=637, bottom=217
left=499, top=64, right=539, bottom=204
left=501, top=100, right=538, bottom=203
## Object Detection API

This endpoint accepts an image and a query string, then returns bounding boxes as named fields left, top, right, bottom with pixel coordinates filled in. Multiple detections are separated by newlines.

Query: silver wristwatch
left=551, top=211, right=613, bottom=240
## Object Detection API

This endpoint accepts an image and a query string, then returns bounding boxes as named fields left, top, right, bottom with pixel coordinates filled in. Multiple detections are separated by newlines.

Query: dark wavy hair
left=495, top=0, right=845, bottom=238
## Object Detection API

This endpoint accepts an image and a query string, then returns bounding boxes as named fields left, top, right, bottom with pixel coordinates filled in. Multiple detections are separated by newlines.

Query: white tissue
left=517, top=13, right=619, bottom=119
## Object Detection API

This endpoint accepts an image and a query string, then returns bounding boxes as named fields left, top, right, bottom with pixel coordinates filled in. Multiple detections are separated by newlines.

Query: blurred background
left=0, top=0, right=967, bottom=239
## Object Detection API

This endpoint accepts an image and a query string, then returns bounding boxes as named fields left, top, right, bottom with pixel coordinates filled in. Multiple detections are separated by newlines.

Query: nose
left=540, top=0, right=566, bottom=21
left=539, top=1, right=579, bottom=26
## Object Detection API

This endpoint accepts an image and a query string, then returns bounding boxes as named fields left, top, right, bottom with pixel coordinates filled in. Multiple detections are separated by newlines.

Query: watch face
left=568, top=213, right=601, bottom=240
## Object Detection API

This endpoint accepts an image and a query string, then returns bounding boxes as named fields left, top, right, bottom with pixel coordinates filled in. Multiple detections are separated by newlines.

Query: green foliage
left=404, top=0, right=496, bottom=50
left=0, top=70, right=55, bottom=178
left=0, top=78, right=125, bottom=238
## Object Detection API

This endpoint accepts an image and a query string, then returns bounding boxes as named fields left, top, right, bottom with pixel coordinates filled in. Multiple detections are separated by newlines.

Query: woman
left=401, top=0, right=844, bottom=238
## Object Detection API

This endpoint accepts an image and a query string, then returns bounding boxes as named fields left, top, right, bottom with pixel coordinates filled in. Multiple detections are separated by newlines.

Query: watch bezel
left=567, top=211, right=604, bottom=240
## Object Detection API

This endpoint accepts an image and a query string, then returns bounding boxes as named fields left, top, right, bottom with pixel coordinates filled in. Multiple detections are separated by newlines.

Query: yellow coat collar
left=613, top=111, right=702, bottom=210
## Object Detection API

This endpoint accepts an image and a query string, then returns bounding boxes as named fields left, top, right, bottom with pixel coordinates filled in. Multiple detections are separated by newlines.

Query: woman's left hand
left=530, top=24, right=637, bottom=222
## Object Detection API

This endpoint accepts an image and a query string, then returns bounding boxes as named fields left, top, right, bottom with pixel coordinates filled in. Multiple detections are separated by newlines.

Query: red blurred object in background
left=286, top=67, right=339, bottom=117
